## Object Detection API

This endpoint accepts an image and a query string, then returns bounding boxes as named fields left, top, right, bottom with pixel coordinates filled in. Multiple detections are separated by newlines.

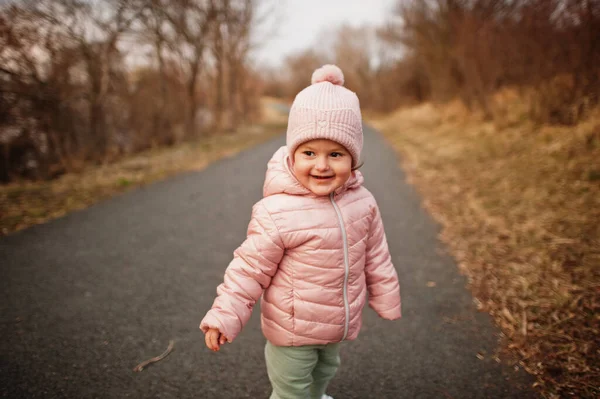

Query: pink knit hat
left=286, top=65, right=363, bottom=166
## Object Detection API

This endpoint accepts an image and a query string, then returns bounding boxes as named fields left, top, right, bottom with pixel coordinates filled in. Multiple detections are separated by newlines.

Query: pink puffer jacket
left=200, top=146, right=401, bottom=346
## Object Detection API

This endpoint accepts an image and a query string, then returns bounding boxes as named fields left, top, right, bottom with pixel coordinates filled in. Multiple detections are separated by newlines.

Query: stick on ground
left=133, top=340, right=175, bottom=372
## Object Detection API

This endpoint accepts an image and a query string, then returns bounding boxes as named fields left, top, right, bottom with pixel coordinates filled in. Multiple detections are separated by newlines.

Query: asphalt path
left=1, top=126, right=538, bottom=398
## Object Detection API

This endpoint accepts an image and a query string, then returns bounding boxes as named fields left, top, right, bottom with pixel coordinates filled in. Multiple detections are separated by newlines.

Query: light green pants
left=265, top=341, right=341, bottom=399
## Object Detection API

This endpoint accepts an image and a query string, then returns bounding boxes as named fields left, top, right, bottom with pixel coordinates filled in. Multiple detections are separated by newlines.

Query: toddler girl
left=200, top=65, right=401, bottom=399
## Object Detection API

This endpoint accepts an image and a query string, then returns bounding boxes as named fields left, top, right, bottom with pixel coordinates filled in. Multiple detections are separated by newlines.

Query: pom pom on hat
left=311, top=64, right=344, bottom=86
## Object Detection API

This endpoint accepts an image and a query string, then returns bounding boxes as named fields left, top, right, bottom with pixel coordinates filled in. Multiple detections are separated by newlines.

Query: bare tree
left=136, top=0, right=172, bottom=142
left=28, top=0, right=142, bottom=158
left=224, top=0, right=255, bottom=129
left=0, top=5, right=50, bottom=180
left=380, top=0, right=600, bottom=122
left=282, top=49, right=327, bottom=99
left=0, top=0, right=275, bottom=182
left=160, top=0, right=218, bottom=138
left=0, top=3, right=85, bottom=178
left=330, top=25, right=377, bottom=106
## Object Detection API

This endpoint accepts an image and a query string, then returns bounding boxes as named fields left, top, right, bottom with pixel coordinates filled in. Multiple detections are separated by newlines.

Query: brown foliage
left=281, top=49, right=326, bottom=100
left=381, top=0, right=600, bottom=123
left=128, top=64, right=188, bottom=149
left=0, top=0, right=268, bottom=183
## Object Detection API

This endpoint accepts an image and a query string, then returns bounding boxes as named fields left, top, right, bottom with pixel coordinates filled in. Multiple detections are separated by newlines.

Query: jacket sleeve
left=365, top=203, right=401, bottom=320
left=200, top=201, right=284, bottom=342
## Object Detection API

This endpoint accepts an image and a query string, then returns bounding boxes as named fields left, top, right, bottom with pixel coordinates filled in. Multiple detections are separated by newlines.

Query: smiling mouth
left=311, top=175, right=334, bottom=180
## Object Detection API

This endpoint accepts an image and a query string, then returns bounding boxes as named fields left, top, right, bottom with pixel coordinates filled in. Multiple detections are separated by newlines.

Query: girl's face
left=292, top=139, right=353, bottom=196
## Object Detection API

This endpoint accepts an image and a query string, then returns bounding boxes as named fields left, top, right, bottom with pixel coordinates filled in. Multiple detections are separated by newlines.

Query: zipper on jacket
left=330, top=192, right=350, bottom=341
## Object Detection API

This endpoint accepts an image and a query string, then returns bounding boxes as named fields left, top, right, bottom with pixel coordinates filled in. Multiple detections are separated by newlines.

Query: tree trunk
left=186, top=59, right=200, bottom=139
left=155, top=35, right=169, bottom=145
left=214, top=26, right=225, bottom=131
left=228, top=57, right=240, bottom=129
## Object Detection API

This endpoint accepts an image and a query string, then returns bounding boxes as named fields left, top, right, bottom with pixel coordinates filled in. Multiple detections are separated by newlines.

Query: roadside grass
left=1, top=113, right=286, bottom=236
left=370, top=102, right=600, bottom=398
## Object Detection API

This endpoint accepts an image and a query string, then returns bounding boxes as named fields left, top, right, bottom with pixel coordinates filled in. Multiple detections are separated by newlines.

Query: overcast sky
left=253, top=0, right=397, bottom=67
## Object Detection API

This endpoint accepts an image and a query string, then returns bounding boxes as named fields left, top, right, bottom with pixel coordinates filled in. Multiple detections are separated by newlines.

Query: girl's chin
left=308, top=185, right=339, bottom=196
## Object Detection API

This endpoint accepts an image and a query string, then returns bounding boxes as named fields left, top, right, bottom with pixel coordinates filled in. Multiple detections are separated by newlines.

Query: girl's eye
left=330, top=152, right=343, bottom=158
left=303, top=151, right=315, bottom=156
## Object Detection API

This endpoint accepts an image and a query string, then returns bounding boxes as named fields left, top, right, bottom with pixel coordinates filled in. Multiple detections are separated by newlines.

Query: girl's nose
left=315, top=157, right=330, bottom=171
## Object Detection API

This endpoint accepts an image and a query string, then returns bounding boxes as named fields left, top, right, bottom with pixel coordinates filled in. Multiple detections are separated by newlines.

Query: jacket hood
left=263, top=146, right=364, bottom=198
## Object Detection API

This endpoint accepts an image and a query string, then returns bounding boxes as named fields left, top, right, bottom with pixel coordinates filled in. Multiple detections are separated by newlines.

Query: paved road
left=1, top=126, right=538, bottom=398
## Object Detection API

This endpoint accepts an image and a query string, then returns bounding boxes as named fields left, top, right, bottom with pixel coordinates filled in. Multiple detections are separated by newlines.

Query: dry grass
left=0, top=99, right=287, bottom=236
left=371, top=101, right=600, bottom=398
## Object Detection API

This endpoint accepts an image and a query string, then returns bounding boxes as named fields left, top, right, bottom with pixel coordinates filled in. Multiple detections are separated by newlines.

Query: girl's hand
left=205, top=328, right=227, bottom=352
